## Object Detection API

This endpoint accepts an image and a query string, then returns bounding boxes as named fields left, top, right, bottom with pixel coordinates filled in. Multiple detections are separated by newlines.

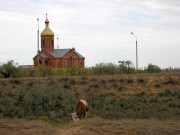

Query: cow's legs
left=82, top=111, right=86, bottom=119
left=77, top=112, right=81, bottom=119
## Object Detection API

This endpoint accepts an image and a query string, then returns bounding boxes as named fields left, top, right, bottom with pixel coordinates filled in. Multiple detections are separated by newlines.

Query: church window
left=69, top=57, right=73, bottom=68
left=43, top=40, right=45, bottom=46
left=64, top=61, right=67, bottom=68
left=45, top=60, right=48, bottom=66
left=39, top=60, right=42, bottom=64
left=52, top=40, right=53, bottom=46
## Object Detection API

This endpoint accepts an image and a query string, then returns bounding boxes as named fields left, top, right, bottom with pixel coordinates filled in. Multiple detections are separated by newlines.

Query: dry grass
left=56, top=117, right=180, bottom=135
left=0, top=119, right=55, bottom=135
left=1, top=72, right=180, bottom=97
left=1, top=118, right=179, bottom=135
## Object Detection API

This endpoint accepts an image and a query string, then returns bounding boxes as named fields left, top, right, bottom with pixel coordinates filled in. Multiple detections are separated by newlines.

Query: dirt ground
left=0, top=118, right=179, bottom=135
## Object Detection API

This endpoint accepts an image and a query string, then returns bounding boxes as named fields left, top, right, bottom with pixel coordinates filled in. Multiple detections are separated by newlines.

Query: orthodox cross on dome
left=45, top=13, right=49, bottom=27
left=41, top=13, right=54, bottom=37
left=46, top=13, right=48, bottom=19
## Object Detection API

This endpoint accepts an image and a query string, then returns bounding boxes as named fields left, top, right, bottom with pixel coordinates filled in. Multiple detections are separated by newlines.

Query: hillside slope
left=0, top=72, right=180, bottom=134
left=1, top=72, right=180, bottom=95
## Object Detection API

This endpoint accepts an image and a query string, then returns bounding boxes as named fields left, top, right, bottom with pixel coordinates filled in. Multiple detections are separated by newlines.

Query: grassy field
left=0, top=118, right=179, bottom=135
left=0, top=72, right=180, bottom=134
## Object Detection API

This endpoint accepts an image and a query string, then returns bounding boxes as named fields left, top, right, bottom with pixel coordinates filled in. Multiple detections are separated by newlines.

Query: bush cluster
left=0, top=82, right=179, bottom=121
left=0, top=88, right=77, bottom=121
left=87, top=90, right=180, bottom=119
left=1, top=60, right=173, bottom=78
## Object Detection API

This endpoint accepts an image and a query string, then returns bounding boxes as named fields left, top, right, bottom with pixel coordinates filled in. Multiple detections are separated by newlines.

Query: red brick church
left=33, top=15, right=85, bottom=69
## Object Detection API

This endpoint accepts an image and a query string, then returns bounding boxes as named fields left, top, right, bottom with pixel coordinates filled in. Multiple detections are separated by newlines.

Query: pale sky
left=0, top=0, right=180, bottom=68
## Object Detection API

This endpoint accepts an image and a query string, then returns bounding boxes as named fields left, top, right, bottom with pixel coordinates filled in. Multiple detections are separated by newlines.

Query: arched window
left=43, top=40, right=45, bottom=46
left=52, top=40, right=53, bottom=46
left=69, top=57, right=73, bottom=68
left=64, top=61, right=67, bottom=68
left=45, top=60, right=48, bottom=66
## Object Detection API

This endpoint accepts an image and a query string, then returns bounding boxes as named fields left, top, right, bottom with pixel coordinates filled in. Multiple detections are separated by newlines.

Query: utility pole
left=57, top=37, right=59, bottom=49
left=37, top=18, right=40, bottom=77
left=131, top=32, right=138, bottom=70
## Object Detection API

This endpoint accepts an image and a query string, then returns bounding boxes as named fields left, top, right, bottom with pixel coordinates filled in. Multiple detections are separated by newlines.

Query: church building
left=33, top=15, right=85, bottom=69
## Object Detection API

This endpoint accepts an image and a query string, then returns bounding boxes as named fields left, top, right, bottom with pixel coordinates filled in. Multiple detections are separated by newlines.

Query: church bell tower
left=40, top=14, right=54, bottom=51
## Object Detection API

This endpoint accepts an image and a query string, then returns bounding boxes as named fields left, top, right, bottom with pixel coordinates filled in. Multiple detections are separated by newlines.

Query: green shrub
left=164, top=90, right=173, bottom=96
left=154, top=83, right=161, bottom=88
left=163, top=77, right=179, bottom=85
left=0, top=87, right=77, bottom=120
left=147, top=63, right=161, bottom=73
left=0, top=85, right=179, bottom=121
left=0, top=60, right=21, bottom=78
left=136, top=91, right=146, bottom=97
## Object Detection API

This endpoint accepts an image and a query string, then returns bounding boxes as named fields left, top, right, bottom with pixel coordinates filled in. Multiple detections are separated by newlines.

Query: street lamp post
left=131, top=32, right=138, bottom=70
left=37, top=18, right=40, bottom=77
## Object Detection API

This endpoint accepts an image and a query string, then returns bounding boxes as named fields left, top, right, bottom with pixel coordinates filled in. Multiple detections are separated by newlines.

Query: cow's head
left=71, top=112, right=79, bottom=121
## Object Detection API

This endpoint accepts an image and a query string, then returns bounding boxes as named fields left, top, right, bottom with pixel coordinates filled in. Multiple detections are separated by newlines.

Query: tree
left=0, top=60, right=20, bottom=78
left=125, top=60, right=134, bottom=74
left=92, top=62, right=117, bottom=75
left=147, top=63, right=161, bottom=73
left=118, top=60, right=135, bottom=74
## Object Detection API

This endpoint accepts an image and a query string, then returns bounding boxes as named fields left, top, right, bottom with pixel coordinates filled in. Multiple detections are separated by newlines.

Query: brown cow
left=72, top=100, right=89, bottom=121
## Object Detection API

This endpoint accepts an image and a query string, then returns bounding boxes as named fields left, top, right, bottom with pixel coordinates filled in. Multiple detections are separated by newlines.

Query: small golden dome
left=41, top=14, right=54, bottom=37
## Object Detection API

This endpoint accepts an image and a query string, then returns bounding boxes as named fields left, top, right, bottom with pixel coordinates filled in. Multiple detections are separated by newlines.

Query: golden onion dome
left=41, top=14, right=54, bottom=37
